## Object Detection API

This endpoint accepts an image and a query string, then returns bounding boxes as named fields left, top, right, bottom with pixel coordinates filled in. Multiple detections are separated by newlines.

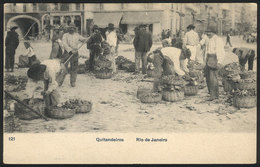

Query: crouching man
left=232, top=47, right=255, bottom=71
left=26, top=59, right=66, bottom=110
left=147, top=45, right=191, bottom=92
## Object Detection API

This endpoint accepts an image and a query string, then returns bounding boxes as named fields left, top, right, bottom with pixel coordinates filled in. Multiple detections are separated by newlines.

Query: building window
left=38, top=4, right=47, bottom=11
left=76, top=3, right=81, bottom=10
left=23, top=4, right=26, bottom=12
left=60, top=3, right=69, bottom=11
left=33, top=3, right=37, bottom=11
left=54, top=3, right=59, bottom=11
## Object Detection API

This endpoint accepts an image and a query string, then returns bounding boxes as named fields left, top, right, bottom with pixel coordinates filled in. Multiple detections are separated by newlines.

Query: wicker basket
left=147, top=69, right=156, bottom=77
left=76, top=101, right=92, bottom=113
left=95, top=60, right=112, bottom=68
left=14, top=99, right=45, bottom=120
left=184, top=85, right=199, bottom=96
left=95, top=70, right=113, bottom=79
left=139, top=93, right=162, bottom=103
left=162, top=90, right=184, bottom=102
left=162, top=77, right=185, bottom=86
left=233, top=96, right=256, bottom=108
left=137, top=88, right=153, bottom=99
left=233, top=82, right=256, bottom=90
left=46, top=107, right=76, bottom=119
left=222, top=78, right=234, bottom=92
left=239, top=72, right=256, bottom=79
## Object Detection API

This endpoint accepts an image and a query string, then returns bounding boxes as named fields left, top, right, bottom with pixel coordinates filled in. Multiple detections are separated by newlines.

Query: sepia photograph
left=2, top=2, right=257, bottom=164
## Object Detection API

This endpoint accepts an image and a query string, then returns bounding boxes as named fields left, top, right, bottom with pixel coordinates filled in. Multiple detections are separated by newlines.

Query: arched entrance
left=7, top=15, right=41, bottom=40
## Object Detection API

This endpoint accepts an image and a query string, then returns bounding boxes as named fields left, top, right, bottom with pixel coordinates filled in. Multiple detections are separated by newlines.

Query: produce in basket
left=139, top=92, right=162, bottom=103
left=232, top=78, right=256, bottom=90
left=161, top=75, right=186, bottom=85
left=64, top=99, right=92, bottom=113
left=187, top=60, right=204, bottom=70
left=162, top=89, right=184, bottom=102
left=219, top=62, right=240, bottom=77
left=95, top=59, right=112, bottom=69
left=95, top=69, right=113, bottom=79
left=14, top=98, right=45, bottom=120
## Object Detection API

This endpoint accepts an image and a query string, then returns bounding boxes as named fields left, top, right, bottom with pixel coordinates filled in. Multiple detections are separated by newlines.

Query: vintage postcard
left=3, top=2, right=257, bottom=164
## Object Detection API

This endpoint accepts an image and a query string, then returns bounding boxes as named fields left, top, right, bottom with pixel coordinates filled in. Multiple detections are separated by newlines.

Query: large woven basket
left=184, top=85, right=199, bottom=96
left=75, top=101, right=92, bottom=113
left=233, top=96, right=256, bottom=108
left=95, top=60, right=112, bottom=68
left=139, top=92, right=162, bottom=103
left=233, top=81, right=256, bottom=90
left=95, top=70, right=113, bottom=79
left=162, top=90, right=184, bottom=102
left=46, top=107, right=76, bottom=119
left=222, top=78, right=234, bottom=92
left=162, top=77, right=185, bottom=86
left=14, top=99, right=45, bottom=120
left=137, top=88, right=153, bottom=99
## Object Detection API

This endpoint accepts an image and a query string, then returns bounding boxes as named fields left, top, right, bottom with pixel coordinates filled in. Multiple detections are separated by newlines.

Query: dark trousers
left=205, top=54, right=219, bottom=99
left=239, top=54, right=255, bottom=71
left=61, top=51, right=79, bottom=85
left=89, top=49, right=101, bottom=71
left=5, top=47, right=15, bottom=70
left=225, top=39, right=232, bottom=47
left=135, top=51, right=148, bottom=74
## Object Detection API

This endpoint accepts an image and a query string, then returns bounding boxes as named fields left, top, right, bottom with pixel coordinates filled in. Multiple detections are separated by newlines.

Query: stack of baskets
left=231, top=71, right=256, bottom=108
left=94, top=59, right=113, bottom=79
left=161, top=75, right=185, bottom=102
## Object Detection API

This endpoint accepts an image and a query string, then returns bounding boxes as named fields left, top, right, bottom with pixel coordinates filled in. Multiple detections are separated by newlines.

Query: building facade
left=4, top=3, right=84, bottom=40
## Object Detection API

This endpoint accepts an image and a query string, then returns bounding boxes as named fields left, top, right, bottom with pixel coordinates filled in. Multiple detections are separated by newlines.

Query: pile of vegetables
left=231, top=89, right=256, bottom=97
left=161, top=75, right=186, bottom=86
left=187, top=60, right=204, bottom=71
left=5, top=75, right=28, bottom=91
left=60, top=99, right=92, bottom=109
left=219, top=62, right=240, bottom=77
left=116, top=56, right=135, bottom=72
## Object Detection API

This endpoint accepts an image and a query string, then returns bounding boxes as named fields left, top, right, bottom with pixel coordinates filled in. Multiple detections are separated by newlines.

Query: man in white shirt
left=147, top=42, right=191, bottom=92
left=183, top=24, right=200, bottom=61
left=204, top=26, right=225, bottom=101
left=26, top=59, right=66, bottom=108
left=62, top=23, right=88, bottom=87
left=105, top=23, right=117, bottom=73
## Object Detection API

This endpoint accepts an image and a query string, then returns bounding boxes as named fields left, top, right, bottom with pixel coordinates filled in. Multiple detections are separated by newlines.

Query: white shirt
left=206, top=35, right=225, bottom=64
left=106, top=30, right=117, bottom=47
left=161, top=47, right=188, bottom=76
left=183, top=30, right=199, bottom=46
left=26, top=59, right=62, bottom=98
left=200, top=34, right=209, bottom=46
left=25, top=47, right=35, bottom=57
left=62, top=33, right=85, bottom=53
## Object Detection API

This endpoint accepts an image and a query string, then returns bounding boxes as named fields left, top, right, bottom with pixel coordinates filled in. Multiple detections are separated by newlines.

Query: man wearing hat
left=25, top=59, right=66, bottom=108
left=62, top=22, right=88, bottom=87
left=183, top=24, right=200, bottom=62
left=50, top=25, right=66, bottom=59
left=5, top=26, right=19, bottom=72
left=87, top=25, right=104, bottom=71
left=105, top=23, right=118, bottom=73
left=204, top=25, right=225, bottom=101
left=133, top=24, right=153, bottom=74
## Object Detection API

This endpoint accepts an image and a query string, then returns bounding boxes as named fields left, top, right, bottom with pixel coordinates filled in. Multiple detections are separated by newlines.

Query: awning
left=121, top=11, right=162, bottom=24
left=93, top=12, right=123, bottom=28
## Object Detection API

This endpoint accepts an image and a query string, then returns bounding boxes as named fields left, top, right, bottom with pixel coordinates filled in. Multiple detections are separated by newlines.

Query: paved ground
left=4, top=36, right=257, bottom=133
